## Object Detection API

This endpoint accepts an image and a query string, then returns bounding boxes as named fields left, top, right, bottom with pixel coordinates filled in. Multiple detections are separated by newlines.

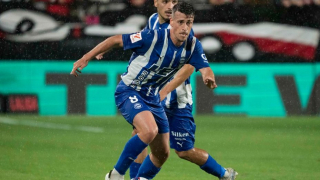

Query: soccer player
left=70, top=2, right=217, bottom=180
left=129, top=0, right=238, bottom=180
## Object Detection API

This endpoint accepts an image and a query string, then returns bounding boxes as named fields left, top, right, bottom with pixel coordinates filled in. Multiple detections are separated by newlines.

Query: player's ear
left=154, top=0, right=157, bottom=7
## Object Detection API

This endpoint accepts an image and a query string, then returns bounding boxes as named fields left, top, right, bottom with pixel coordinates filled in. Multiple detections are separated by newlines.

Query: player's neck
left=158, top=15, right=168, bottom=25
left=158, top=18, right=166, bottom=24
left=169, top=30, right=184, bottom=47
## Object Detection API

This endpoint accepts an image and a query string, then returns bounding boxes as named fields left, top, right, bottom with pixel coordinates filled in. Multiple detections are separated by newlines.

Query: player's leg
left=106, top=85, right=159, bottom=180
left=135, top=132, right=170, bottom=179
left=176, top=148, right=238, bottom=180
left=175, top=148, right=226, bottom=178
left=167, top=110, right=236, bottom=179
left=107, top=111, right=158, bottom=180
left=174, top=140, right=230, bottom=179
left=135, top=104, right=170, bottom=179
left=129, top=128, right=148, bottom=179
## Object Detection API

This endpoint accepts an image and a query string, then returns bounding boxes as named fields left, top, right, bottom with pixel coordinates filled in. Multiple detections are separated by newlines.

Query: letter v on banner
left=275, top=75, right=320, bottom=115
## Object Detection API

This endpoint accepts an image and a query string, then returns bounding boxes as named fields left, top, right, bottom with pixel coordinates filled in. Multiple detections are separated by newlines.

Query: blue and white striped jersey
left=143, top=13, right=196, bottom=110
left=143, top=13, right=194, bottom=35
left=121, top=28, right=208, bottom=100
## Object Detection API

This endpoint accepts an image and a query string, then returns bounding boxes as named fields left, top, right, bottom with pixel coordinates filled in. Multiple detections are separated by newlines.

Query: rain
left=0, top=0, right=319, bottom=180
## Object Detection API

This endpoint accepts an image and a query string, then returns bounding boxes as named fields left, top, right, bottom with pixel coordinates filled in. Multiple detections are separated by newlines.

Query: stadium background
left=0, top=0, right=320, bottom=179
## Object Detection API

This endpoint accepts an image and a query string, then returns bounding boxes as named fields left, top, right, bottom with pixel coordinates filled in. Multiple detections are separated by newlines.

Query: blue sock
left=136, top=155, right=160, bottom=179
left=114, top=135, right=148, bottom=175
left=200, top=155, right=226, bottom=178
left=129, top=162, right=141, bottom=179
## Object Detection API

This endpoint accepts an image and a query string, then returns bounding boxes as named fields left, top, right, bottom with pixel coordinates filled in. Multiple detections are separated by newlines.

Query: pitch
left=0, top=115, right=319, bottom=180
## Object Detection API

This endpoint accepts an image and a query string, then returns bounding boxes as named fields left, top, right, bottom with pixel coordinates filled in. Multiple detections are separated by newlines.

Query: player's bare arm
left=199, top=67, right=217, bottom=89
left=70, top=35, right=123, bottom=77
left=159, top=64, right=194, bottom=101
left=95, top=34, right=124, bottom=60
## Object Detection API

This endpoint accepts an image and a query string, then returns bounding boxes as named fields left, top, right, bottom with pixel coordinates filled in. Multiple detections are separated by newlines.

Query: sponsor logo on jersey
left=171, top=131, right=189, bottom=137
left=138, top=70, right=148, bottom=81
left=201, top=54, right=208, bottom=63
left=177, top=142, right=183, bottom=147
left=180, top=57, right=186, bottom=63
left=130, top=32, right=142, bottom=43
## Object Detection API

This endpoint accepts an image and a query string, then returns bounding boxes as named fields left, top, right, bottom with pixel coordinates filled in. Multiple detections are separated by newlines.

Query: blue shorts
left=165, top=107, right=196, bottom=151
left=115, top=81, right=169, bottom=134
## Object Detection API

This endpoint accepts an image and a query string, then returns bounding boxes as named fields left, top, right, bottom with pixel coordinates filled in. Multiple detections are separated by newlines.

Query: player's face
left=170, top=11, right=194, bottom=45
left=154, top=0, right=178, bottom=24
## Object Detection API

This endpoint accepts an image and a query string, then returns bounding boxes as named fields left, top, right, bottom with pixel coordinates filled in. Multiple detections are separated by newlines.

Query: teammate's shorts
left=165, top=107, right=196, bottom=151
left=115, top=81, right=169, bottom=134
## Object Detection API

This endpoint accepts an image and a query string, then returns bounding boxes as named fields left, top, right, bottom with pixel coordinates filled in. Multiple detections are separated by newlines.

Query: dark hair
left=172, top=2, right=195, bottom=17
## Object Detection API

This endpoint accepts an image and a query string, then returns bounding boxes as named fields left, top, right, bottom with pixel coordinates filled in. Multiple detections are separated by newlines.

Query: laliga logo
left=130, top=32, right=142, bottom=43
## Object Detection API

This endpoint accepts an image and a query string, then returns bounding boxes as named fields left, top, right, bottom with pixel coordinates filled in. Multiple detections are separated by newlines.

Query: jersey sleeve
left=188, top=40, right=210, bottom=71
left=141, top=13, right=157, bottom=32
left=122, top=30, right=154, bottom=51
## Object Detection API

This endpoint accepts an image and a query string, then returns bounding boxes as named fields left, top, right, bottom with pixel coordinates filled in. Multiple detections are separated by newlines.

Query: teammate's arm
left=159, top=65, right=217, bottom=101
left=159, top=64, right=194, bottom=101
left=71, top=35, right=123, bottom=76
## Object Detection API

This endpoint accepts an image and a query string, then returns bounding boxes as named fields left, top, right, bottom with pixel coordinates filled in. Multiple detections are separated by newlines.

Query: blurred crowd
left=276, top=0, right=320, bottom=28
left=1, top=0, right=320, bottom=62
left=279, top=0, right=320, bottom=7
left=1, top=0, right=320, bottom=29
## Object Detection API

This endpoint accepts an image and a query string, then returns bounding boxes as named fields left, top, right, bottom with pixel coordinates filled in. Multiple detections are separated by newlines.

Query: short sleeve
left=122, top=30, right=154, bottom=51
left=188, top=40, right=210, bottom=71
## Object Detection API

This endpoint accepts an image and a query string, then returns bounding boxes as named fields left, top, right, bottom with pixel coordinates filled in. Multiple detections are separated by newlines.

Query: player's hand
left=204, top=77, right=217, bottom=89
left=70, top=57, right=89, bottom=77
left=96, top=53, right=104, bottom=60
left=159, top=90, right=168, bottom=101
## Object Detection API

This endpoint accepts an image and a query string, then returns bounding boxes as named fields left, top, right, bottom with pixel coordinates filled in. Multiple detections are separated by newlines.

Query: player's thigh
left=149, top=104, right=169, bottom=134
left=115, top=89, right=151, bottom=124
left=149, top=132, right=170, bottom=156
left=133, top=111, right=158, bottom=135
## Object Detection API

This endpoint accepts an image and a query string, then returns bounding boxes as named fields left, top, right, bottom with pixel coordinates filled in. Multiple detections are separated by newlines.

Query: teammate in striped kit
left=70, top=2, right=219, bottom=180
left=129, top=1, right=238, bottom=180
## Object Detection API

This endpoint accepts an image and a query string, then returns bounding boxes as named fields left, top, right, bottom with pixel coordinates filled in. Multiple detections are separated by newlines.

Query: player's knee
left=140, top=127, right=158, bottom=143
left=175, top=149, right=193, bottom=160
left=162, top=149, right=170, bottom=162
left=154, top=148, right=170, bottom=164
left=163, top=147, right=170, bottom=159
left=131, top=129, right=138, bottom=136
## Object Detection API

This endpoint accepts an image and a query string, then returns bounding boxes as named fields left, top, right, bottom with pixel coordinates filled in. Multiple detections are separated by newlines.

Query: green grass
left=0, top=115, right=319, bottom=180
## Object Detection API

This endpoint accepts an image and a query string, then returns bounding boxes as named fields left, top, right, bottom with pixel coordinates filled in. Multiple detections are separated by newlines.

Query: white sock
left=223, top=168, right=230, bottom=177
left=111, top=168, right=123, bottom=177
